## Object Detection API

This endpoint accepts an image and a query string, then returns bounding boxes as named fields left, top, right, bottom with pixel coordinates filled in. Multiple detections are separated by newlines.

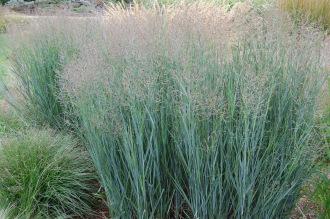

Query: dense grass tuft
left=10, top=33, right=76, bottom=130
left=0, top=130, right=97, bottom=219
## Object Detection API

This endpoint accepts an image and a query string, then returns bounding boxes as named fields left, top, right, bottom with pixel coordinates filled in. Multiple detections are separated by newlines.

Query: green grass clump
left=61, top=6, right=325, bottom=218
left=11, top=37, right=73, bottom=130
left=312, top=79, right=330, bottom=219
left=0, top=130, right=97, bottom=218
left=0, top=112, right=25, bottom=135
left=313, top=173, right=330, bottom=218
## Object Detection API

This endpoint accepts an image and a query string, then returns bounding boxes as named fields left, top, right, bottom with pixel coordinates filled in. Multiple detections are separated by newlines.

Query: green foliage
left=313, top=174, right=330, bottom=218
left=0, top=112, right=25, bottom=135
left=317, top=79, right=330, bottom=162
left=11, top=38, right=72, bottom=130
left=0, top=19, right=6, bottom=34
left=0, top=0, right=9, bottom=5
left=311, top=79, right=330, bottom=219
left=0, top=206, right=13, bottom=219
left=68, top=16, right=324, bottom=219
left=0, top=130, right=97, bottom=219
left=72, top=5, right=90, bottom=13
left=324, top=80, right=330, bottom=161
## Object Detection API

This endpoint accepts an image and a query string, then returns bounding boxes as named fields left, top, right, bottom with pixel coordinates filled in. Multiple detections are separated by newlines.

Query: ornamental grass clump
left=9, top=19, right=84, bottom=130
left=11, top=38, right=66, bottom=129
left=0, top=130, right=97, bottom=219
left=59, top=5, right=326, bottom=218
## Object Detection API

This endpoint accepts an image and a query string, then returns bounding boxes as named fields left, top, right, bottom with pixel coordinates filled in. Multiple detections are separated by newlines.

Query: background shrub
left=0, top=130, right=97, bottom=218
left=0, top=0, right=9, bottom=5
left=61, top=6, right=325, bottom=218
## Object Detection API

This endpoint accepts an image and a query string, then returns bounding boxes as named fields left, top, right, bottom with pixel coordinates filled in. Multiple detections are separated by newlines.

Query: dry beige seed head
left=10, top=3, right=322, bottom=121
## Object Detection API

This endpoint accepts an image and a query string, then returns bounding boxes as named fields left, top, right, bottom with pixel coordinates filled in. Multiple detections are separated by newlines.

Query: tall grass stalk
left=9, top=22, right=81, bottom=129
left=11, top=39, right=65, bottom=129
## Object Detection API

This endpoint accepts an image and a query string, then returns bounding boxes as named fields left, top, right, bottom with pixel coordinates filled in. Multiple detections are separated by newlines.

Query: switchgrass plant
left=0, top=129, right=97, bottom=219
left=10, top=39, right=66, bottom=129
left=9, top=21, right=82, bottom=130
left=59, top=5, right=326, bottom=218
left=9, top=17, right=104, bottom=130
left=279, top=0, right=330, bottom=31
